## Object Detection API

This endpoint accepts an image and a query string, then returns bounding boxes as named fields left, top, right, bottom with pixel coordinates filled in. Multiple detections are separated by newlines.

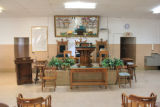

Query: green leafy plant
left=113, top=58, right=124, bottom=67
left=102, top=58, right=114, bottom=68
left=48, top=57, right=63, bottom=69
left=63, top=58, right=75, bottom=67
left=102, top=58, right=124, bottom=69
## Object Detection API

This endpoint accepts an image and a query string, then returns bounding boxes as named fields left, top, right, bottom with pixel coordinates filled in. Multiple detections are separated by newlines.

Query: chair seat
left=56, top=54, right=68, bottom=57
left=119, top=72, right=130, bottom=76
left=127, top=62, right=134, bottom=65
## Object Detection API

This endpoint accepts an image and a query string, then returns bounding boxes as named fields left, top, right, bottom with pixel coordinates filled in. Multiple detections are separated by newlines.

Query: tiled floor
left=0, top=70, right=160, bottom=107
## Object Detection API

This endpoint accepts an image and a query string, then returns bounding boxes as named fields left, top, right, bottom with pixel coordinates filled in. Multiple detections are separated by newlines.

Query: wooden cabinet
left=15, top=57, right=33, bottom=85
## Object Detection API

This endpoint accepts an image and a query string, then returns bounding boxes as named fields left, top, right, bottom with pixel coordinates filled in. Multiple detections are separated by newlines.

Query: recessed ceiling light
left=64, top=1, right=96, bottom=9
left=0, top=7, right=4, bottom=13
left=152, top=6, right=160, bottom=14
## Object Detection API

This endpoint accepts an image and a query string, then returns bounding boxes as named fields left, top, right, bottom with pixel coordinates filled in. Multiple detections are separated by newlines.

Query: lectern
left=76, top=46, right=95, bottom=66
left=15, top=57, right=33, bottom=85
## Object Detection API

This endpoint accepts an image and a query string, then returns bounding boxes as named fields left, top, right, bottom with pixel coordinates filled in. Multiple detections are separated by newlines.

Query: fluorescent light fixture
left=152, top=6, right=160, bottom=14
left=64, top=1, right=96, bottom=9
left=35, top=27, right=42, bottom=29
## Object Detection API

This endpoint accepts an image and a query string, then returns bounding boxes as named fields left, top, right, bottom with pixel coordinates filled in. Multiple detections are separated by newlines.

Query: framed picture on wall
left=54, top=15, right=99, bottom=37
left=31, top=26, right=48, bottom=52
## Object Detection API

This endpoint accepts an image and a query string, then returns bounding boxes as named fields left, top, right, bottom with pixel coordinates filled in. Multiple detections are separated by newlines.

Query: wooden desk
left=70, top=67, right=107, bottom=89
left=76, top=47, right=95, bottom=66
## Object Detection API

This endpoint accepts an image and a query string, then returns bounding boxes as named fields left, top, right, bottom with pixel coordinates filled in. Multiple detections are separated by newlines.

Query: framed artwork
left=31, top=26, right=48, bottom=52
left=54, top=15, right=99, bottom=37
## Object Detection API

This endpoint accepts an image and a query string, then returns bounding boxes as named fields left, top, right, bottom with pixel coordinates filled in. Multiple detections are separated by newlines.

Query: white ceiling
left=0, top=0, right=160, bottom=18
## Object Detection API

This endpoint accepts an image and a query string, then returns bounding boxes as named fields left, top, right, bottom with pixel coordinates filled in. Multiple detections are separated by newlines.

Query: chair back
left=43, top=66, right=57, bottom=77
left=57, top=39, right=68, bottom=55
left=122, top=93, right=157, bottom=107
left=17, top=93, right=51, bottom=107
left=64, top=51, right=72, bottom=58
left=99, top=50, right=108, bottom=63
left=96, top=38, right=108, bottom=55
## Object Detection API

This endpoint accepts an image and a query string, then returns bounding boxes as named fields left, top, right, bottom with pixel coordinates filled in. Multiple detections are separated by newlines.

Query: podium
left=15, top=57, right=33, bottom=85
left=76, top=46, right=95, bottom=66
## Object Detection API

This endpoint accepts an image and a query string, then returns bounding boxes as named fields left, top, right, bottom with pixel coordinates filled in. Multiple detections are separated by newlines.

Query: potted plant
left=101, top=58, right=114, bottom=70
left=102, top=58, right=124, bottom=70
left=48, top=57, right=63, bottom=70
left=62, top=58, right=75, bottom=70
left=113, top=58, right=124, bottom=69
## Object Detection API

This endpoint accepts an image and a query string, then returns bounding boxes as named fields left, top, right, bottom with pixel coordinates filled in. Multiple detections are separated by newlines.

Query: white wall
left=0, top=16, right=159, bottom=45
left=108, top=18, right=160, bottom=44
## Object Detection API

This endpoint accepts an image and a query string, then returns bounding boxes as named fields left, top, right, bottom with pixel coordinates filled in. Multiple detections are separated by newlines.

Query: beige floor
left=0, top=70, right=160, bottom=107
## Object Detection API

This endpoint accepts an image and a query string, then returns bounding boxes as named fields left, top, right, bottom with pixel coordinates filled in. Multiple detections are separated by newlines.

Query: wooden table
left=34, top=64, right=46, bottom=84
left=34, top=60, right=47, bottom=84
left=76, top=47, right=95, bottom=66
left=121, top=58, right=134, bottom=65
left=70, top=67, right=107, bottom=89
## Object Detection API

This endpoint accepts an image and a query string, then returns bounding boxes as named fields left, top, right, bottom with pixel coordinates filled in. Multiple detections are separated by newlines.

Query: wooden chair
left=56, top=39, right=68, bottom=58
left=127, top=64, right=137, bottom=82
left=99, top=50, right=108, bottom=64
left=64, top=50, right=72, bottom=58
left=0, top=103, right=9, bottom=107
left=122, top=93, right=157, bottom=107
left=116, top=66, right=131, bottom=88
left=41, top=67, right=57, bottom=91
left=17, top=93, right=51, bottom=107
left=96, top=38, right=108, bottom=62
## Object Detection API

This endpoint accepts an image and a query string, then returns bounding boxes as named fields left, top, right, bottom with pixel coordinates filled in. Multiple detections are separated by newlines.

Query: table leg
left=105, top=70, right=107, bottom=89
left=34, top=68, right=39, bottom=84
left=70, top=71, right=73, bottom=89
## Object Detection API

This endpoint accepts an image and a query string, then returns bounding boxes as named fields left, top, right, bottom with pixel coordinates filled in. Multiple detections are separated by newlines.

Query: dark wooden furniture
left=96, top=39, right=108, bottom=62
left=76, top=46, right=95, bottom=66
left=116, top=66, right=131, bottom=88
left=56, top=39, right=68, bottom=58
left=17, top=93, right=51, bottom=107
left=75, top=39, right=87, bottom=62
left=15, top=57, right=33, bottom=85
left=70, top=67, right=107, bottom=89
left=120, top=37, right=136, bottom=63
left=14, top=37, right=29, bottom=58
left=0, top=103, right=9, bottom=107
left=122, top=93, right=157, bottom=107
left=42, top=67, right=57, bottom=91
